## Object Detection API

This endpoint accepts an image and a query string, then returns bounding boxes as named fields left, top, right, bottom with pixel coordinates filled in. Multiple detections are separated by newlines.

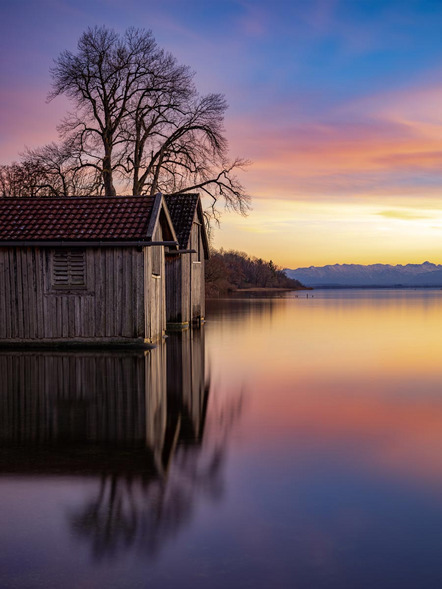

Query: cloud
left=374, top=150, right=442, bottom=169
left=226, top=82, right=442, bottom=201
left=377, top=210, right=433, bottom=220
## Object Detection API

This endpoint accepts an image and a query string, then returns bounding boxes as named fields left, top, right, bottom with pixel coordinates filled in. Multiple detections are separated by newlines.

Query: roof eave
left=148, top=193, right=178, bottom=247
left=196, top=199, right=210, bottom=260
left=0, top=239, right=178, bottom=248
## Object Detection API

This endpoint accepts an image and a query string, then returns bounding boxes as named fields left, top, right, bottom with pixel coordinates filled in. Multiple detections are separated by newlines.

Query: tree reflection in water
left=0, top=330, right=242, bottom=561
left=69, top=331, right=243, bottom=559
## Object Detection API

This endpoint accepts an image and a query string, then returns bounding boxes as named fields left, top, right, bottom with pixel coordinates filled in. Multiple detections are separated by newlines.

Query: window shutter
left=53, top=250, right=86, bottom=288
left=53, top=251, right=70, bottom=286
left=69, top=251, right=86, bottom=285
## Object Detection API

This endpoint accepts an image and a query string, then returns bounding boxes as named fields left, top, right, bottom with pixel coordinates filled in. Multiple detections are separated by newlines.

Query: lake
left=1, top=289, right=442, bottom=588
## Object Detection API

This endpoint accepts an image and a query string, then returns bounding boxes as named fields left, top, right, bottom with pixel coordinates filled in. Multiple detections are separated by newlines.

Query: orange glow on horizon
left=212, top=197, right=442, bottom=268
left=215, top=85, right=442, bottom=267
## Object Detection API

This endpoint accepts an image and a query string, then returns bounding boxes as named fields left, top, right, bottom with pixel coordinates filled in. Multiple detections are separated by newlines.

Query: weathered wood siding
left=189, top=212, right=205, bottom=323
left=165, top=209, right=205, bottom=326
left=165, top=253, right=190, bottom=324
left=144, top=223, right=167, bottom=342
left=165, top=256, right=181, bottom=323
left=0, top=246, right=147, bottom=343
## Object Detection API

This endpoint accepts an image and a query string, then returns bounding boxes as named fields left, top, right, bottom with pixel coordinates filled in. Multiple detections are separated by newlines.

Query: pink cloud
left=225, top=84, right=442, bottom=200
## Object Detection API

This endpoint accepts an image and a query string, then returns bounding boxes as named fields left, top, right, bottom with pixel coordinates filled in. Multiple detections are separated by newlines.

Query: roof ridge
left=0, top=195, right=155, bottom=201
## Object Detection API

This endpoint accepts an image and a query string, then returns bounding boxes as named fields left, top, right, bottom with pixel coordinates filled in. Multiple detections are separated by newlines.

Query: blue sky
left=2, top=0, right=442, bottom=266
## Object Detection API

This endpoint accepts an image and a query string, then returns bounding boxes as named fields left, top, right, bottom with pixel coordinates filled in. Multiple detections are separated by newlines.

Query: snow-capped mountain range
left=284, top=262, right=442, bottom=287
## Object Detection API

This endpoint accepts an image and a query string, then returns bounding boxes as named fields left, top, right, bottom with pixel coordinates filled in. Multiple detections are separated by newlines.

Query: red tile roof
left=0, top=196, right=157, bottom=241
left=164, top=193, right=199, bottom=249
left=164, top=193, right=209, bottom=258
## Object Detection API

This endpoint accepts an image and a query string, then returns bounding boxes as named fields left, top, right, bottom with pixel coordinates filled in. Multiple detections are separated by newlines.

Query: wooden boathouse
left=165, top=193, right=209, bottom=328
left=0, top=194, right=178, bottom=346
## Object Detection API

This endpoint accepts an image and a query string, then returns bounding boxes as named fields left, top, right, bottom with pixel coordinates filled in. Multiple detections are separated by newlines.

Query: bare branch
left=2, top=25, right=251, bottom=222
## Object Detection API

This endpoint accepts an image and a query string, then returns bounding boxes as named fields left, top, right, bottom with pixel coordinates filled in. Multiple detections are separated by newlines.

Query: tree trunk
left=132, top=169, right=141, bottom=195
left=103, top=137, right=116, bottom=196
left=103, top=157, right=116, bottom=196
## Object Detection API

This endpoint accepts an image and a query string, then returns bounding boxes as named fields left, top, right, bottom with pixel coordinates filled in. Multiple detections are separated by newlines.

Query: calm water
left=1, top=289, right=442, bottom=588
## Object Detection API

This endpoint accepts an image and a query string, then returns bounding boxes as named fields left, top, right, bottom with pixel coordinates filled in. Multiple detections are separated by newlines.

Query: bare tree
left=0, top=140, right=101, bottom=198
left=24, top=140, right=101, bottom=196
left=49, top=26, right=250, bottom=213
left=49, top=27, right=163, bottom=196
left=0, top=160, right=50, bottom=197
left=127, top=90, right=249, bottom=213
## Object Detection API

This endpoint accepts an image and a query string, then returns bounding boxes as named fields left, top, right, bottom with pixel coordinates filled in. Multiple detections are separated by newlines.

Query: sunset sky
left=1, top=0, right=442, bottom=268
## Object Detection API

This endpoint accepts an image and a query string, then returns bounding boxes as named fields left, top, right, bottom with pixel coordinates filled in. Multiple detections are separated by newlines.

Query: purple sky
left=2, top=0, right=442, bottom=266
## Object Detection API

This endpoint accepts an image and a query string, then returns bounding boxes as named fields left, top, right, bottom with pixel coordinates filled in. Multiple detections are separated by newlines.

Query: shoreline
left=206, top=286, right=312, bottom=298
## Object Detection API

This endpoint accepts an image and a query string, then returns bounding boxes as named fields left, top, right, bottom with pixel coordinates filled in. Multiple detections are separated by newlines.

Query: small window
left=152, top=246, right=161, bottom=276
left=52, top=250, right=86, bottom=289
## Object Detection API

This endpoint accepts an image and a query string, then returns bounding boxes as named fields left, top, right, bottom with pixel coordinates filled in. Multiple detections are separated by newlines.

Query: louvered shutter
left=53, top=250, right=86, bottom=288
left=69, top=250, right=86, bottom=285
left=53, top=251, right=70, bottom=286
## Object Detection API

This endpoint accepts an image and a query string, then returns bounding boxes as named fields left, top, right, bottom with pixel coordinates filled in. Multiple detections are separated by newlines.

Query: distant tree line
left=205, top=249, right=305, bottom=296
left=1, top=26, right=249, bottom=219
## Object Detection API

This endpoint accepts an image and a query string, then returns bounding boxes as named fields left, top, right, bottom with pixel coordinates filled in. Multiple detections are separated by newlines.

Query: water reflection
left=0, top=331, right=242, bottom=566
left=204, top=291, right=442, bottom=589
left=2, top=292, right=442, bottom=588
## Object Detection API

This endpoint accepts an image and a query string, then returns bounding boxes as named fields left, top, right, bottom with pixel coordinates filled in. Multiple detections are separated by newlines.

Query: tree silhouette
left=44, top=26, right=249, bottom=213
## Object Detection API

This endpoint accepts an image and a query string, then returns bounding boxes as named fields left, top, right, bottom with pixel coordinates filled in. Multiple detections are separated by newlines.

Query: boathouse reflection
left=0, top=330, right=242, bottom=559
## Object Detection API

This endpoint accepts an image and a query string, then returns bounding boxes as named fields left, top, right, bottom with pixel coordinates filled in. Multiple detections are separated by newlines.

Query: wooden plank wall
left=165, top=211, right=205, bottom=326
left=189, top=216, right=205, bottom=322
left=165, top=256, right=183, bottom=324
left=144, top=223, right=167, bottom=342
left=181, top=253, right=191, bottom=324
left=0, top=246, right=146, bottom=342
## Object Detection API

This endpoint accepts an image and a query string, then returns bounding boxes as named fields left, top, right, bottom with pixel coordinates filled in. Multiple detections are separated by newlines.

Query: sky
left=1, top=0, right=442, bottom=268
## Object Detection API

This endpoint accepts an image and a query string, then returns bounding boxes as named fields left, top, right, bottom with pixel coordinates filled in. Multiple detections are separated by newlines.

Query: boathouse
left=0, top=194, right=177, bottom=345
left=164, top=194, right=209, bottom=327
